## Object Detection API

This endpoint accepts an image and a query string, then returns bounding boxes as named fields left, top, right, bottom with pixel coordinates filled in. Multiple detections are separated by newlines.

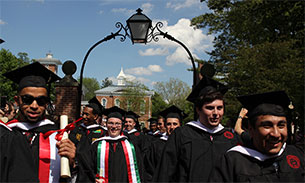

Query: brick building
left=35, top=53, right=62, bottom=74
left=94, top=68, right=154, bottom=129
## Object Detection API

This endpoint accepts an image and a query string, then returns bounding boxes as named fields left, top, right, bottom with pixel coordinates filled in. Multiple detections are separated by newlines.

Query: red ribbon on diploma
left=43, top=117, right=83, bottom=140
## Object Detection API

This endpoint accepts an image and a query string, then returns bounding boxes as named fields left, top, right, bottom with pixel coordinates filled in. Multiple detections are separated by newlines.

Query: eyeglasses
left=107, top=122, right=122, bottom=126
left=20, top=95, right=49, bottom=106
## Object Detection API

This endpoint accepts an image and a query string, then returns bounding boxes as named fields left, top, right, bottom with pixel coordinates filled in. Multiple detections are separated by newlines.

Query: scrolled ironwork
left=78, top=21, right=130, bottom=115
left=146, top=21, right=198, bottom=120
left=114, top=22, right=130, bottom=42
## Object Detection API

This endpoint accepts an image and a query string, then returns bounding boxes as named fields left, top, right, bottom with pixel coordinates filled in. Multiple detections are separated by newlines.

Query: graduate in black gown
left=77, top=106, right=144, bottom=183
left=0, top=122, right=38, bottom=182
left=3, top=62, right=76, bottom=183
left=144, top=105, right=187, bottom=182
left=154, top=76, right=241, bottom=182
left=124, top=110, right=149, bottom=155
left=147, top=118, right=161, bottom=137
left=69, top=96, right=106, bottom=148
left=156, top=115, right=166, bottom=137
left=210, top=91, right=304, bottom=182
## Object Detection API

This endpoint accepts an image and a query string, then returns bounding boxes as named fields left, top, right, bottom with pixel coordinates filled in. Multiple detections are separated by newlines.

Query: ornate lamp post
left=78, top=8, right=198, bottom=119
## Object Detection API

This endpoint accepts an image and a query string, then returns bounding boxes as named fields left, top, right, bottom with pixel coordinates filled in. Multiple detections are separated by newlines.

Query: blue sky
left=0, top=0, right=213, bottom=90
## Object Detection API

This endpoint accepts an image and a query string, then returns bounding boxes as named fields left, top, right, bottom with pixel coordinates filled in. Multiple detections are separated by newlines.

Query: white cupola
left=117, top=67, right=127, bottom=86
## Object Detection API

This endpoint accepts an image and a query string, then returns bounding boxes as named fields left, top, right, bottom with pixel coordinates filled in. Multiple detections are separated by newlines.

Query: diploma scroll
left=60, top=115, right=71, bottom=178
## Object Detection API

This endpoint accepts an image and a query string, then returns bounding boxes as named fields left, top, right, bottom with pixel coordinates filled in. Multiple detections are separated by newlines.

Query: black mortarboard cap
left=125, top=111, right=140, bottom=122
left=88, top=97, right=104, bottom=116
left=148, top=118, right=157, bottom=125
left=159, top=105, right=187, bottom=121
left=187, top=75, right=228, bottom=103
left=237, top=91, right=290, bottom=118
left=104, top=106, right=126, bottom=121
left=3, top=62, right=61, bottom=91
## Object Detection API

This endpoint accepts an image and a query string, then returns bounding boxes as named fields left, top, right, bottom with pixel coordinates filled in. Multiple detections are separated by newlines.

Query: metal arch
left=147, top=22, right=198, bottom=87
left=78, top=22, right=130, bottom=115
left=147, top=22, right=198, bottom=120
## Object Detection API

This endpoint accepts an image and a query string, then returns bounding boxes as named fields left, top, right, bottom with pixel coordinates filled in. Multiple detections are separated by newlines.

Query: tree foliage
left=151, top=92, right=168, bottom=118
left=17, top=52, right=31, bottom=63
left=153, top=77, right=194, bottom=122
left=101, top=77, right=113, bottom=89
left=191, top=0, right=304, bottom=124
left=79, top=77, right=100, bottom=101
left=0, top=49, right=28, bottom=101
left=120, top=81, right=151, bottom=115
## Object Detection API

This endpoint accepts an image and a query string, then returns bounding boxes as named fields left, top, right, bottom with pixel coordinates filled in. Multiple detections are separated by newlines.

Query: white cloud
left=125, top=65, right=163, bottom=76
left=166, top=0, right=199, bottom=11
left=141, top=3, right=154, bottom=15
left=136, top=77, right=150, bottom=84
left=148, top=65, right=163, bottom=72
left=111, top=3, right=153, bottom=17
left=108, top=76, right=117, bottom=84
left=0, top=19, right=7, bottom=25
left=139, top=47, right=168, bottom=56
left=126, top=74, right=136, bottom=81
left=98, top=10, right=103, bottom=14
left=151, top=81, right=157, bottom=86
left=111, top=8, right=134, bottom=16
left=141, top=18, right=214, bottom=66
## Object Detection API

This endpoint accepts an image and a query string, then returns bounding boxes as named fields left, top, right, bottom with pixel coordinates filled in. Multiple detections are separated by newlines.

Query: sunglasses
left=20, top=95, right=49, bottom=106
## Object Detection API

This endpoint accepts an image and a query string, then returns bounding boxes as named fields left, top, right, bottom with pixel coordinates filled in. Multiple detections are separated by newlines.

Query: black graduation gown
left=210, top=144, right=304, bottom=182
left=154, top=122, right=241, bottom=182
left=77, top=136, right=144, bottom=183
left=127, top=129, right=150, bottom=154
left=8, top=120, right=72, bottom=182
left=144, top=136, right=167, bottom=182
left=69, top=124, right=106, bottom=149
left=0, top=125, right=38, bottom=182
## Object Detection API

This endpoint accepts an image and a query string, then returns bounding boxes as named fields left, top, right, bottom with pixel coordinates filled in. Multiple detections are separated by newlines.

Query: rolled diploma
left=60, top=115, right=71, bottom=178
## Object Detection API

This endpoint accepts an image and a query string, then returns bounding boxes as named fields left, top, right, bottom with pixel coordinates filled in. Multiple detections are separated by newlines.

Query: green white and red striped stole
left=96, top=135, right=141, bottom=183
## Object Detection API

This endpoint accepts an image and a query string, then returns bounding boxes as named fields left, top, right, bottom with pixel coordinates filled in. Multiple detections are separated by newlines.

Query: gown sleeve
left=153, top=129, right=182, bottom=182
left=209, top=152, right=235, bottom=182
left=0, top=127, right=39, bottom=182
left=76, top=134, right=97, bottom=183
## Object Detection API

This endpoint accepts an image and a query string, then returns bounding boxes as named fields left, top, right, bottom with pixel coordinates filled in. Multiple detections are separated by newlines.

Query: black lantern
left=126, top=8, right=152, bottom=44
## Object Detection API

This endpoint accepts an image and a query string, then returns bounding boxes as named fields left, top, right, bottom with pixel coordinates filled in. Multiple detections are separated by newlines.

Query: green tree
left=191, top=0, right=304, bottom=124
left=225, top=40, right=304, bottom=122
left=79, top=77, right=100, bottom=101
left=0, top=49, right=28, bottom=100
left=120, top=81, right=151, bottom=115
left=17, top=52, right=31, bottom=63
left=101, top=77, right=113, bottom=89
left=153, top=78, right=194, bottom=122
left=151, top=92, right=168, bottom=117
left=192, top=0, right=304, bottom=69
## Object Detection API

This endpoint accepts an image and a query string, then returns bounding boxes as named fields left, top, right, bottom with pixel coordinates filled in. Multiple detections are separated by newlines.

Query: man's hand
left=239, top=108, right=248, bottom=118
left=56, top=139, right=76, bottom=167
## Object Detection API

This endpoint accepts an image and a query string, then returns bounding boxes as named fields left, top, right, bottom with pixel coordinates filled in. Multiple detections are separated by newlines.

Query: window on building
left=140, top=100, right=146, bottom=115
left=127, top=100, right=131, bottom=111
left=115, top=98, right=120, bottom=107
left=102, top=98, right=107, bottom=107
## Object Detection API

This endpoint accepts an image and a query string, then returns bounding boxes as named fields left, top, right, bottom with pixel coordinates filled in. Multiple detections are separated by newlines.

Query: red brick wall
left=96, top=95, right=152, bottom=128
left=55, top=86, right=79, bottom=122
